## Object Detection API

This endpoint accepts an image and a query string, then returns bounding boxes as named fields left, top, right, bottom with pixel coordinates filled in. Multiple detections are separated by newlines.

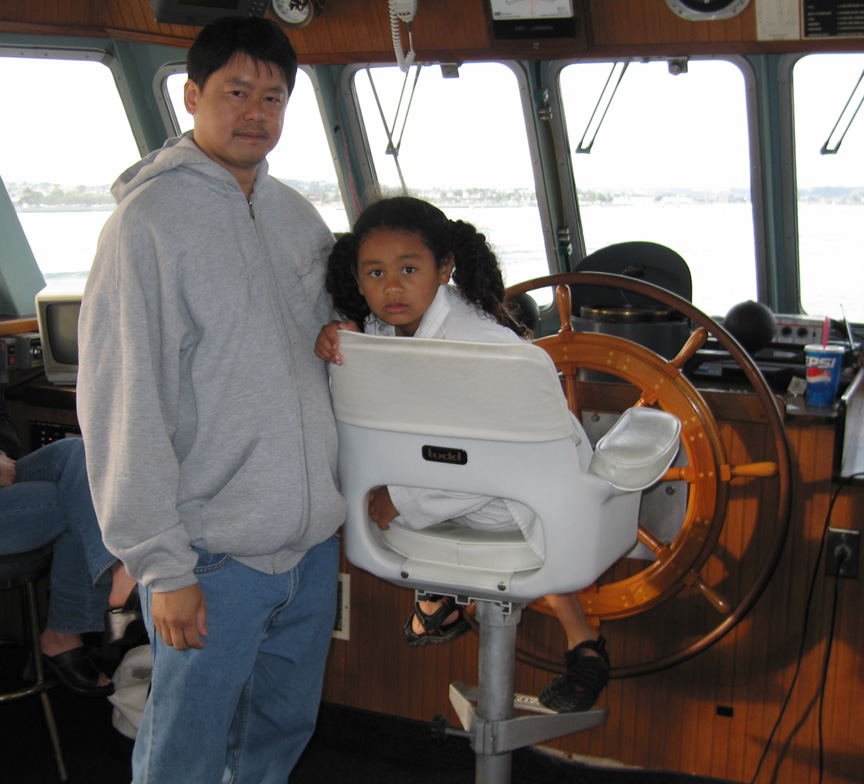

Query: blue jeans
left=133, top=533, right=340, bottom=784
left=0, top=437, right=114, bottom=633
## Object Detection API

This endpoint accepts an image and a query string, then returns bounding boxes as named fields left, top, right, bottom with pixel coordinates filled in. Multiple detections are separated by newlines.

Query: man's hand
left=152, top=584, right=208, bottom=650
left=368, top=486, right=399, bottom=531
left=314, top=320, right=359, bottom=364
left=0, top=455, right=16, bottom=489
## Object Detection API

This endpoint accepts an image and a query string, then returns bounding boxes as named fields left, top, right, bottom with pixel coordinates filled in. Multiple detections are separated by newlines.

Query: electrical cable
left=747, top=471, right=863, bottom=784
left=815, top=568, right=841, bottom=784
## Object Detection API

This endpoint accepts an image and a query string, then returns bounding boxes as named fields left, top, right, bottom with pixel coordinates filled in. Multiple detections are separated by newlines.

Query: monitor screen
left=35, top=289, right=83, bottom=386
left=44, top=301, right=81, bottom=366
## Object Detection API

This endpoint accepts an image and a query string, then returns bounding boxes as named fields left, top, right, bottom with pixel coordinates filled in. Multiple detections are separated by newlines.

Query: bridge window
left=1, top=54, right=140, bottom=287
left=165, top=68, right=348, bottom=232
left=557, top=59, right=755, bottom=319
left=792, top=53, right=864, bottom=323
left=351, top=63, right=551, bottom=292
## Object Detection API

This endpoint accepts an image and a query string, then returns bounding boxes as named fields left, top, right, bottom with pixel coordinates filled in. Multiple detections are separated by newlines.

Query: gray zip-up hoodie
left=77, top=134, right=346, bottom=593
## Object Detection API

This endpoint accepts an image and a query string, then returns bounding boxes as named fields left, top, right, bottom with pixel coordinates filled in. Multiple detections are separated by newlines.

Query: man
left=77, top=16, right=345, bottom=783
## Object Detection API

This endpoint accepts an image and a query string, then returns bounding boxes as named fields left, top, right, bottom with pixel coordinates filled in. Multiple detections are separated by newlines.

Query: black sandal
left=24, top=647, right=115, bottom=697
left=538, top=636, right=610, bottom=713
left=403, top=596, right=470, bottom=648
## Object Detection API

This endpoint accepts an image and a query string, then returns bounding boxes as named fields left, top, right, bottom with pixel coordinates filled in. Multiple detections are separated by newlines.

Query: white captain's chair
left=329, top=330, right=681, bottom=784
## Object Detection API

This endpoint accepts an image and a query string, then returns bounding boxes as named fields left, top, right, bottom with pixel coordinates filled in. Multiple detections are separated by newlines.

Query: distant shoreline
left=15, top=205, right=115, bottom=213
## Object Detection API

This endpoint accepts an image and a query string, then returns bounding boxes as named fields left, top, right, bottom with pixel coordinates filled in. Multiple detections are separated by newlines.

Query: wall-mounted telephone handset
left=388, top=0, right=417, bottom=72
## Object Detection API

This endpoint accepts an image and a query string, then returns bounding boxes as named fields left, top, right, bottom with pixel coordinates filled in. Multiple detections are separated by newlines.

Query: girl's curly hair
left=325, top=196, right=531, bottom=337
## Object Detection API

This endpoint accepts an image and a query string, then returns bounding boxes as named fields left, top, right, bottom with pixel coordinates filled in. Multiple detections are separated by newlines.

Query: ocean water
left=15, top=202, right=864, bottom=322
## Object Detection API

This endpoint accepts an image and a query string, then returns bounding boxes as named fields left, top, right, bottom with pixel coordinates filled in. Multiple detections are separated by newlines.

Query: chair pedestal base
left=446, top=601, right=607, bottom=784
left=0, top=554, right=68, bottom=782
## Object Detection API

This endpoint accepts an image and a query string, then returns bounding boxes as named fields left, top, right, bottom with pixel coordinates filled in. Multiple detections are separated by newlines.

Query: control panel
left=772, top=315, right=827, bottom=346
left=0, top=332, right=43, bottom=381
left=30, top=421, right=82, bottom=449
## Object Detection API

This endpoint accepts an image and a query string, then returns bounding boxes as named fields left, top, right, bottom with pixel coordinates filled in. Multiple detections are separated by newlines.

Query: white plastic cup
left=804, top=344, right=844, bottom=406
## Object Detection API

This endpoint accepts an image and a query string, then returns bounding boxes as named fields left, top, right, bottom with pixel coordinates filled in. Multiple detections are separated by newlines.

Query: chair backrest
left=330, top=331, right=664, bottom=604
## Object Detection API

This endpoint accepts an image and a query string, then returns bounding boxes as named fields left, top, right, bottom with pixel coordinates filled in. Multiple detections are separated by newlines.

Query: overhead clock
left=665, top=0, right=751, bottom=21
left=271, top=0, right=323, bottom=29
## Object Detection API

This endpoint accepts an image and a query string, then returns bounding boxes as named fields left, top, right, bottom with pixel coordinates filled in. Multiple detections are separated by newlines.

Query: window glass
left=1, top=56, right=140, bottom=287
left=792, top=53, right=864, bottom=322
left=559, top=59, right=754, bottom=319
left=166, top=68, right=348, bottom=232
left=352, top=63, right=551, bottom=292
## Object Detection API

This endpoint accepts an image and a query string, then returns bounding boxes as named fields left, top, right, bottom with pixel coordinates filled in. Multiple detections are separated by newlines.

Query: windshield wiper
left=575, top=61, right=629, bottom=154
left=820, top=68, right=864, bottom=155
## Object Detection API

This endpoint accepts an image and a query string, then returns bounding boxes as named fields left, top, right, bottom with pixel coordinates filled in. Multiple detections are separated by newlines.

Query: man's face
left=184, top=53, right=289, bottom=191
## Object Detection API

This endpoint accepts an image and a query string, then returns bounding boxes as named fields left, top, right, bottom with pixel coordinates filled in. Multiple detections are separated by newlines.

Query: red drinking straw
left=823, top=316, right=829, bottom=348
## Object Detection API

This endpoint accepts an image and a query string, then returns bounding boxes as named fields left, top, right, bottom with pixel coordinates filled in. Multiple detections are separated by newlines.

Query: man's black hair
left=187, top=16, right=298, bottom=94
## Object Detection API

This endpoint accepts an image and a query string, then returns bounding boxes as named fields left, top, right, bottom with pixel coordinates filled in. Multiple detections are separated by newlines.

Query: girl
left=315, top=196, right=609, bottom=713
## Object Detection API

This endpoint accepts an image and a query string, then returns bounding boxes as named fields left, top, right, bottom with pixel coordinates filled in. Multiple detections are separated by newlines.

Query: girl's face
left=355, top=228, right=453, bottom=337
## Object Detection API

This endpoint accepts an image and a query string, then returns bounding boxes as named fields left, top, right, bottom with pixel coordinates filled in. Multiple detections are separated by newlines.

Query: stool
left=0, top=544, right=68, bottom=781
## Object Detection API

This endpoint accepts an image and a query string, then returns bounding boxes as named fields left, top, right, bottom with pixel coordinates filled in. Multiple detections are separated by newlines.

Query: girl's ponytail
left=449, top=220, right=532, bottom=338
left=325, top=233, right=371, bottom=329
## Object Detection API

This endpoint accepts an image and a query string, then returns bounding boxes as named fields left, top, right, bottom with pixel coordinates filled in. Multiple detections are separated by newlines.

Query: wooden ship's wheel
left=505, top=273, right=792, bottom=677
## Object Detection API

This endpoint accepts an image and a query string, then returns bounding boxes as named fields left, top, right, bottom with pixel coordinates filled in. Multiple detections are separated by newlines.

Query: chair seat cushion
left=588, top=407, right=681, bottom=491
left=382, top=522, right=543, bottom=572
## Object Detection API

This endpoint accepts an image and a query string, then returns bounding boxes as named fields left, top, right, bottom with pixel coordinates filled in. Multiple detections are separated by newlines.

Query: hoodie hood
left=111, top=132, right=269, bottom=205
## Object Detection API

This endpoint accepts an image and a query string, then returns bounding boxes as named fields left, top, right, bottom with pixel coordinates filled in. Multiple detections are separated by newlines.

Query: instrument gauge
left=665, top=0, right=751, bottom=21
left=271, top=0, right=322, bottom=28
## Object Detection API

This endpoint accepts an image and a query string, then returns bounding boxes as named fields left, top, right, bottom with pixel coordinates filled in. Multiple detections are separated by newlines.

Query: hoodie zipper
left=247, top=197, right=255, bottom=220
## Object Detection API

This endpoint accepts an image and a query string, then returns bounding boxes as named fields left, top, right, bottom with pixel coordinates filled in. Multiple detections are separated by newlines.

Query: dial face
left=665, top=0, right=751, bottom=21
left=272, top=0, right=312, bottom=25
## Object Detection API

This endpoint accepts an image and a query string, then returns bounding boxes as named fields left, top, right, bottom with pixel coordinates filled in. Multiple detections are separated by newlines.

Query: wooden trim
left=0, top=318, right=37, bottom=336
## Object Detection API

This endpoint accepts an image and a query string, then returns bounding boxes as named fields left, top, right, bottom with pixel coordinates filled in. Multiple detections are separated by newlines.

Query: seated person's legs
left=3, top=438, right=139, bottom=695
left=403, top=591, right=609, bottom=713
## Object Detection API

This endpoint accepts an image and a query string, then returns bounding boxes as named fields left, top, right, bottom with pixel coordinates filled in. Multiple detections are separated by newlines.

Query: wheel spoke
left=684, top=570, right=733, bottom=615
left=720, top=462, right=778, bottom=480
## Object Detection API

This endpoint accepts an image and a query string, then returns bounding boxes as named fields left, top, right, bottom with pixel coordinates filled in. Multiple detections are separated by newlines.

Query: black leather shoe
left=104, top=588, right=147, bottom=647
left=25, top=647, right=114, bottom=697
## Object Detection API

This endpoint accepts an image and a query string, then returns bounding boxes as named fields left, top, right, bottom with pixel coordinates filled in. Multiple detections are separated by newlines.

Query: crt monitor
left=35, top=289, right=82, bottom=386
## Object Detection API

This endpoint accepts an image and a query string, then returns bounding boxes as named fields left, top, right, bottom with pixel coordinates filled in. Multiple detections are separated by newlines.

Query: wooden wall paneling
left=843, top=554, right=864, bottom=781
left=120, top=0, right=160, bottom=38
left=288, top=0, right=394, bottom=62
left=412, top=0, right=489, bottom=55
left=765, top=424, right=818, bottom=783
left=722, top=422, right=770, bottom=779
left=761, top=423, right=860, bottom=784
left=587, top=0, right=758, bottom=49
left=813, top=485, right=864, bottom=783
left=5, top=0, right=864, bottom=59
left=283, top=0, right=497, bottom=64
left=587, top=4, right=643, bottom=48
